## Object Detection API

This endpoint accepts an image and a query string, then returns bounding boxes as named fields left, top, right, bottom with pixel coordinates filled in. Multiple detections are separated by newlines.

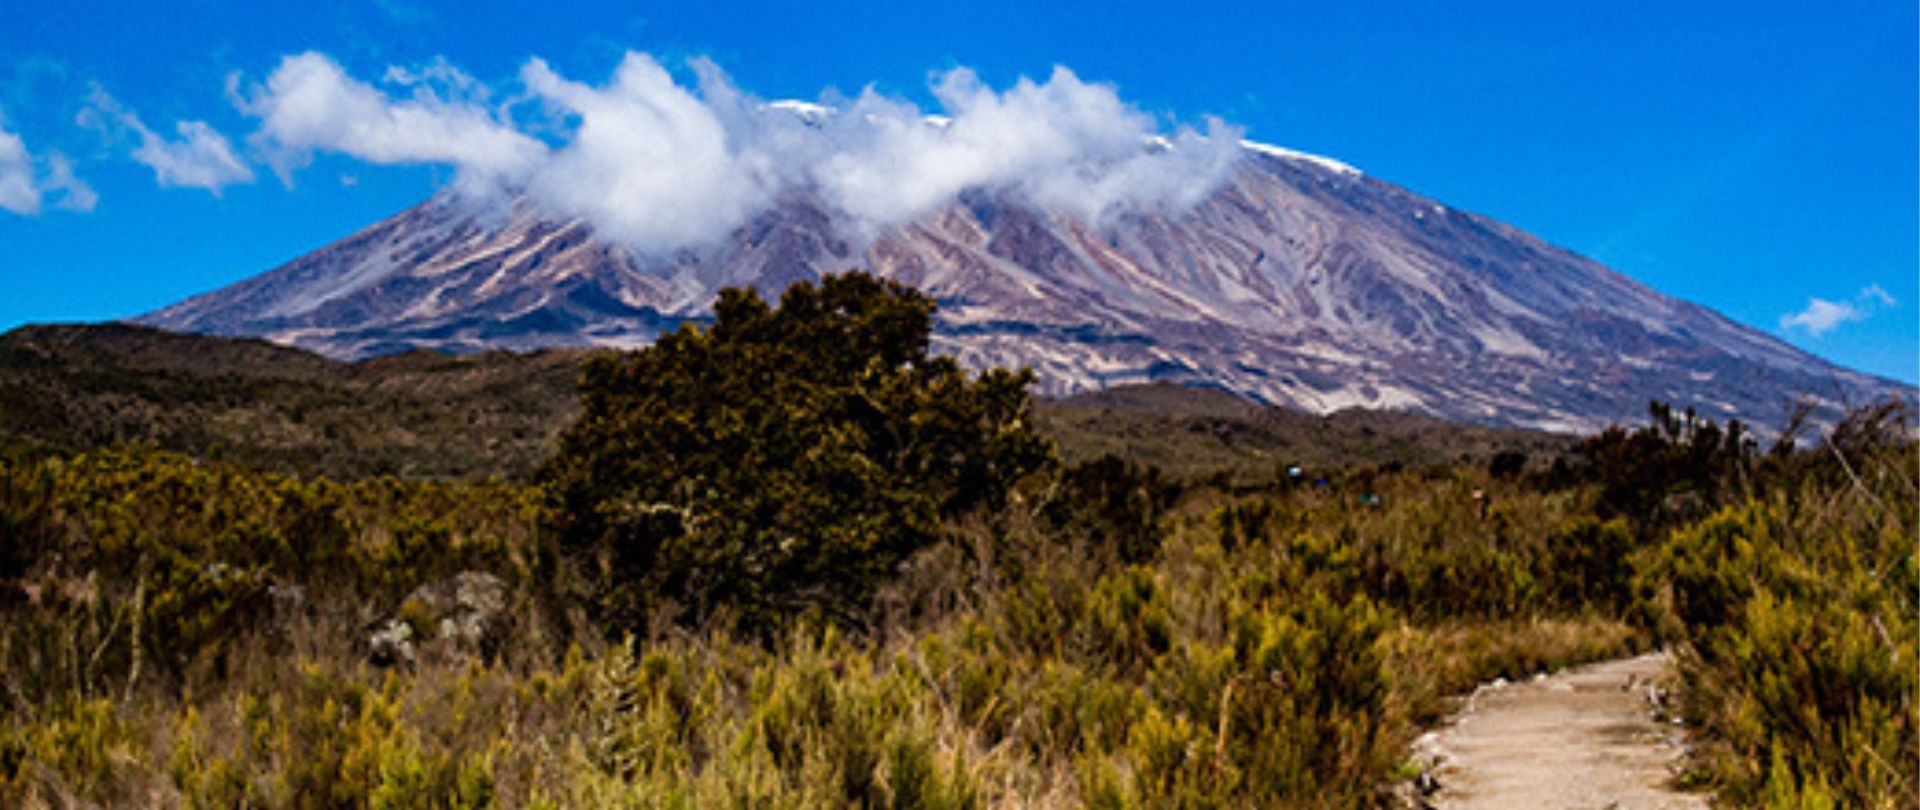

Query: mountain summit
left=137, top=139, right=1903, bottom=434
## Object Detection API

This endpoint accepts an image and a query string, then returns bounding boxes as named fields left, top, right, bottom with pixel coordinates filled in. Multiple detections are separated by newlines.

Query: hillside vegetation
left=0, top=323, right=1570, bottom=482
left=0, top=276, right=1911, bottom=808
left=1037, top=382, right=1573, bottom=482
left=0, top=324, right=582, bottom=480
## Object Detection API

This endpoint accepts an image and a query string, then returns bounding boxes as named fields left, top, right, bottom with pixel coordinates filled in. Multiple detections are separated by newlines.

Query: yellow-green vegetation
left=1, top=442, right=1648, bottom=807
left=0, top=323, right=1569, bottom=486
left=0, top=323, right=583, bottom=481
left=543, top=274, right=1051, bottom=638
left=1640, top=402, right=1918, bottom=808
left=1034, top=382, right=1574, bottom=483
left=0, top=274, right=1910, bottom=807
left=0, top=444, right=554, bottom=807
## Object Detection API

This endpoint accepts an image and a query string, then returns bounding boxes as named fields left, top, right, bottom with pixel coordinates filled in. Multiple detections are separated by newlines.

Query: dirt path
left=1409, top=652, right=1707, bottom=809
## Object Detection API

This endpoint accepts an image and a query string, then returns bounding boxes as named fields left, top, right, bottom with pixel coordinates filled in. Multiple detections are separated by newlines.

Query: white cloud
left=79, top=87, right=253, bottom=193
left=133, top=120, right=252, bottom=192
left=41, top=153, right=96, bottom=212
left=0, top=110, right=95, bottom=215
left=1779, top=298, right=1861, bottom=336
left=237, top=51, right=547, bottom=188
left=519, top=53, right=770, bottom=252
left=0, top=125, right=38, bottom=214
left=1780, top=285, right=1898, bottom=337
left=231, top=51, right=1245, bottom=254
left=814, top=66, right=1243, bottom=228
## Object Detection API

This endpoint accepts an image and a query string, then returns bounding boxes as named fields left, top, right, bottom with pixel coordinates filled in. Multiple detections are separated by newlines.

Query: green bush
left=1578, top=400, right=1756, bottom=536
left=1542, top=514, right=1634, bottom=613
left=1043, top=455, right=1176, bottom=566
left=543, top=273, right=1050, bottom=638
left=1642, top=401, right=1917, bottom=808
left=24, top=320, right=1907, bottom=808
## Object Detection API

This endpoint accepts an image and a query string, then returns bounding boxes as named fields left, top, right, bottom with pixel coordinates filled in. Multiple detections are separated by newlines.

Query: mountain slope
left=137, top=143, right=1907, bottom=433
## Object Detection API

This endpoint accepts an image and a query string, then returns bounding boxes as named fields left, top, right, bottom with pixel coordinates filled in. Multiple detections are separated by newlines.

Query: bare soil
left=1410, top=652, right=1708, bottom=809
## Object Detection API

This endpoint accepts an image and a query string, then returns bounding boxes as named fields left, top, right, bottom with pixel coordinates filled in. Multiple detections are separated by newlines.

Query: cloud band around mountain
left=229, top=51, right=1245, bottom=254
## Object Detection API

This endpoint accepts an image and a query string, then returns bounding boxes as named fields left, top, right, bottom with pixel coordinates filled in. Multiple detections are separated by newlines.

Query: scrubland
left=0, top=277, right=1910, bottom=808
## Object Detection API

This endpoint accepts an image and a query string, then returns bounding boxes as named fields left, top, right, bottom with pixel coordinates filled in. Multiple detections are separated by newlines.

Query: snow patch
left=1470, top=327, right=1547, bottom=361
left=1619, top=355, right=1656, bottom=370
left=1309, top=383, right=1426, bottom=412
left=1239, top=140, right=1361, bottom=177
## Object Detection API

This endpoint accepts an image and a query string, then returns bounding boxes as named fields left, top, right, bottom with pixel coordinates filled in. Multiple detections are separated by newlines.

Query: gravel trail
left=1410, top=652, right=1708, bottom=810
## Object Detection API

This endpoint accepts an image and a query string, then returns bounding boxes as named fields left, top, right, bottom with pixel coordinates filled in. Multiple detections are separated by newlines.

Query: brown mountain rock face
left=137, top=146, right=1906, bottom=434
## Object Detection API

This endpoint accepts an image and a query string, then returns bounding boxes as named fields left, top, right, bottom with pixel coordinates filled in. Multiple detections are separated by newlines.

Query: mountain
left=136, top=139, right=1908, bottom=434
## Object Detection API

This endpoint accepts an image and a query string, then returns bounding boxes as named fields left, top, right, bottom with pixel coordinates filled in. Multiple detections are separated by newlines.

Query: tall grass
left=1642, top=402, right=1917, bottom=808
left=10, top=402, right=1907, bottom=807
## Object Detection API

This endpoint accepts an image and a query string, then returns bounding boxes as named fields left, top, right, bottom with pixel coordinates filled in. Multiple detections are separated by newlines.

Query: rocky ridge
left=137, top=135, right=1907, bottom=433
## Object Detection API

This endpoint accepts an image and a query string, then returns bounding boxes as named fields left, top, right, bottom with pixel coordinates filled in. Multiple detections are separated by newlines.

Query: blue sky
left=1, top=0, right=1913, bottom=383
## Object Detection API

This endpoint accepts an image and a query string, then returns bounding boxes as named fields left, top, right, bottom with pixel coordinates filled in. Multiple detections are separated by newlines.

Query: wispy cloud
left=78, top=86, right=253, bottom=194
left=0, top=125, right=38, bottom=214
left=0, top=108, right=95, bottom=215
left=234, top=52, right=546, bottom=189
left=1779, top=284, right=1898, bottom=337
left=40, top=152, right=96, bottom=211
left=230, top=51, right=1244, bottom=255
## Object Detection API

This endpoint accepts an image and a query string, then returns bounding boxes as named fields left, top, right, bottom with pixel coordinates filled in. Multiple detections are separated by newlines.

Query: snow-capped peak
left=1239, top=140, right=1361, bottom=177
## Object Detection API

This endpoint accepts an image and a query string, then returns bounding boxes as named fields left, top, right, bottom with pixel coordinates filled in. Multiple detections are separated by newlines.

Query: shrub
left=1542, top=515, right=1634, bottom=614
left=543, top=273, right=1050, bottom=637
left=1579, top=400, right=1756, bottom=536
left=1641, top=401, right=1917, bottom=808
left=1043, top=455, right=1176, bottom=566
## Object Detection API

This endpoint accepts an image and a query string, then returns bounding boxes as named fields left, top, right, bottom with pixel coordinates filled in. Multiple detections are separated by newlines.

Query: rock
left=387, top=571, right=510, bottom=662
left=368, top=618, right=415, bottom=667
left=268, top=581, right=307, bottom=618
left=1416, top=770, right=1441, bottom=795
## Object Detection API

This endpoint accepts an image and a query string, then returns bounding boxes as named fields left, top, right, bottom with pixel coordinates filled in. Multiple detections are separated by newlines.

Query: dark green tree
left=1042, top=454, right=1176, bottom=567
left=543, top=273, right=1052, bottom=636
left=1578, top=400, right=1755, bottom=538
